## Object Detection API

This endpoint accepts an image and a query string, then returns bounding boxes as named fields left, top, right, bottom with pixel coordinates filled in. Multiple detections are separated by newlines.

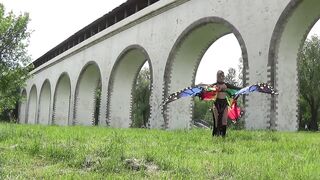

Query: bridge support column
left=148, top=68, right=166, bottom=129
left=98, top=78, right=108, bottom=126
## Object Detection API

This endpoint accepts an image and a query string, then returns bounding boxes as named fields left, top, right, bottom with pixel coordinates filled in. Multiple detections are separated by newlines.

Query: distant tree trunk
left=143, top=109, right=148, bottom=128
left=298, top=106, right=303, bottom=130
left=309, top=101, right=319, bottom=131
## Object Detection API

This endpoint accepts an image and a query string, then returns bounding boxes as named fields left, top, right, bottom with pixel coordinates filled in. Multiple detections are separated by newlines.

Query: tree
left=225, top=67, right=237, bottom=85
left=298, top=35, right=320, bottom=131
left=193, top=98, right=213, bottom=126
left=0, top=4, right=32, bottom=121
left=298, top=96, right=310, bottom=130
left=93, top=80, right=102, bottom=125
left=131, top=67, right=151, bottom=128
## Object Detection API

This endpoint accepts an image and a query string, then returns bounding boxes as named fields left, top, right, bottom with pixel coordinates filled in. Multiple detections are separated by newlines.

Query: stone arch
left=163, top=17, right=249, bottom=129
left=38, top=79, right=51, bottom=125
left=27, top=85, right=37, bottom=124
left=53, top=73, right=71, bottom=126
left=107, top=45, right=153, bottom=128
left=19, top=89, right=27, bottom=124
left=74, top=62, right=102, bottom=126
left=268, top=0, right=320, bottom=131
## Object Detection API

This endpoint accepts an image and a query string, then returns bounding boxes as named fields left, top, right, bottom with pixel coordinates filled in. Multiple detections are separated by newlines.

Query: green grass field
left=0, top=123, right=319, bottom=179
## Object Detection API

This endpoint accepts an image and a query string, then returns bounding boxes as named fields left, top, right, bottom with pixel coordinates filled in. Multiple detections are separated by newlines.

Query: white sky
left=1, top=0, right=320, bottom=84
left=1, top=0, right=125, bottom=59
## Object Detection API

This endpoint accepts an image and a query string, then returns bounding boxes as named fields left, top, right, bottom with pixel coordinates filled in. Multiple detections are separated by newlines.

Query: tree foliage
left=131, top=67, right=151, bottom=128
left=225, top=67, right=238, bottom=85
left=0, top=4, right=32, bottom=121
left=193, top=98, right=213, bottom=126
left=298, top=35, right=320, bottom=131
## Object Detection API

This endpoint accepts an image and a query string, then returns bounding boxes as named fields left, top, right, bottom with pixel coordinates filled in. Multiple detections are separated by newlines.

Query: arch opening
left=53, top=73, right=71, bottom=126
left=94, top=80, right=102, bottom=126
left=27, top=85, right=37, bottom=124
left=38, top=80, right=51, bottom=125
left=269, top=0, right=320, bottom=131
left=74, top=63, right=102, bottom=126
left=107, top=46, right=153, bottom=128
left=194, top=34, right=244, bottom=128
left=131, top=62, right=151, bottom=128
left=164, top=17, right=248, bottom=129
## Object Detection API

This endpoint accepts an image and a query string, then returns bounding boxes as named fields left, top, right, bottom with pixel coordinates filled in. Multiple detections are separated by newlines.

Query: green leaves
left=298, top=35, right=320, bottom=130
left=0, top=3, right=31, bottom=120
left=132, top=67, right=151, bottom=128
left=225, top=67, right=237, bottom=85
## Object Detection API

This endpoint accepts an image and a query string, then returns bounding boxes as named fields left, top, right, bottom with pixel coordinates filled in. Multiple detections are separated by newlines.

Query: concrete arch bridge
left=19, top=0, right=320, bottom=131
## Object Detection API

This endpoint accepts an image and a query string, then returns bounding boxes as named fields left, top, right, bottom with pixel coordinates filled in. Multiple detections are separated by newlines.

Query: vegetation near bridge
left=0, top=123, right=319, bottom=179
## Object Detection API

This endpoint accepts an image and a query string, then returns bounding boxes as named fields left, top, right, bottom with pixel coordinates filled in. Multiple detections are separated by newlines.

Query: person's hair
left=217, top=70, right=224, bottom=76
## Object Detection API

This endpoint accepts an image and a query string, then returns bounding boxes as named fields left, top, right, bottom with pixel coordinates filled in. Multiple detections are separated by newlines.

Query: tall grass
left=0, top=123, right=319, bottom=179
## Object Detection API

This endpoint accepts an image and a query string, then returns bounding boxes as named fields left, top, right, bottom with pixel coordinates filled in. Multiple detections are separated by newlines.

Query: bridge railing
left=33, top=0, right=160, bottom=69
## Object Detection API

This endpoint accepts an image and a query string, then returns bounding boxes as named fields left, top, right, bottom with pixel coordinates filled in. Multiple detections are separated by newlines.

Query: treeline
left=0, top=4, right=31, bottom=122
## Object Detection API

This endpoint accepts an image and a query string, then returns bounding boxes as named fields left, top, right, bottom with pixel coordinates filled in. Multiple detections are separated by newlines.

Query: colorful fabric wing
left=225, top=88, right=239, bottom=97
left=227, top=100, right=242, bottom=121
left=234, top=83, right=277, bottom=99
left=163, top=82, right=277, bottom=124
left=162, top=86, right=204, bottom=105
left=163, top=84, right=241, bottom=105
left=200, top=86, right=219, bottom=100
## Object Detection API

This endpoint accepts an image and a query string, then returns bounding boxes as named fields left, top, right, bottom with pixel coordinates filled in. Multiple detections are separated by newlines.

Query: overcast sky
left=1, top=0, right=320, bottom=84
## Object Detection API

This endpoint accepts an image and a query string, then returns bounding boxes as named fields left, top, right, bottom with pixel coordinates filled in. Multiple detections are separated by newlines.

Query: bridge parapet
left=33, top=0, right=160, bottom=69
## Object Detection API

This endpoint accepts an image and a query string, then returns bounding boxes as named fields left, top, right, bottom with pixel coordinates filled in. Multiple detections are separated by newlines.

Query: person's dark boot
left=221, top=126, right=227, bottom=137
left=212, top=126, right=216, bottom=136
left=211, top=109, right=219, bottom=136
left=219, top=126, right=223, bottom=136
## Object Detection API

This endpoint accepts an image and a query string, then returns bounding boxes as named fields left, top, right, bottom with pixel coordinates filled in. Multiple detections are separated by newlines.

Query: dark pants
left=212, top=99, right=228, bottom=137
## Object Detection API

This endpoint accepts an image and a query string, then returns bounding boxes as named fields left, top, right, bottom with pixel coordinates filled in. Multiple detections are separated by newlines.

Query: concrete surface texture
left=19, top=0, right=320, bottom=131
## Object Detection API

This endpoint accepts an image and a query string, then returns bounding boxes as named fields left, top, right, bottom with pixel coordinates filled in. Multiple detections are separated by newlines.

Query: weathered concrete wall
left=52, top=74, right=71, bottom=126
left=19, top=0, right=319, bottom=131
left=27, top=85, right=37, bottom=124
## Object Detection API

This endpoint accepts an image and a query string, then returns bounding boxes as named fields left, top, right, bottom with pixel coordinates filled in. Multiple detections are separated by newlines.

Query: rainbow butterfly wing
left=162, top=86, right=204, bottom=105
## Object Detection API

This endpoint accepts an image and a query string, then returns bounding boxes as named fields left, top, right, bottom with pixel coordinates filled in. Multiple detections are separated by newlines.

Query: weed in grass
left=0, top=156, right=3, bottom=178
left=80, top=131, right=128, bottom=174
left=44, top=143, right=76, bottom=162
left=28, top=139, right=41, bottom=156
left=0, top=126, right=13, bottom=142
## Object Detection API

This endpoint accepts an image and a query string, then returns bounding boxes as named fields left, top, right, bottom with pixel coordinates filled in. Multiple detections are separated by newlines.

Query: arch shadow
left=38, top=79, right=51, bottom=125
left=52, top=72, right=71, bottom=126
left=27, top=85, right=37, bottom=124
left=73, top=61, right=102, bottom=126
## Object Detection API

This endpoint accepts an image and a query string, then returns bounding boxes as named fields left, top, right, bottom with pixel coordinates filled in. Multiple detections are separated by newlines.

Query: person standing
left=211, top=70, right=241, bottom=137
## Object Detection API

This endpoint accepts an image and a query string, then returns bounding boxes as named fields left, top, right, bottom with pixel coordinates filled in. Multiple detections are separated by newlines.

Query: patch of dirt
left=124, top=158, right=159, bottom=173
left=83, top=155, right=102, bottom=170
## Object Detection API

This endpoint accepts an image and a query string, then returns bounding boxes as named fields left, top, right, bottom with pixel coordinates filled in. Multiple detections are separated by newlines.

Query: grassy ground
left=0, top=123, right=319, bottom=179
